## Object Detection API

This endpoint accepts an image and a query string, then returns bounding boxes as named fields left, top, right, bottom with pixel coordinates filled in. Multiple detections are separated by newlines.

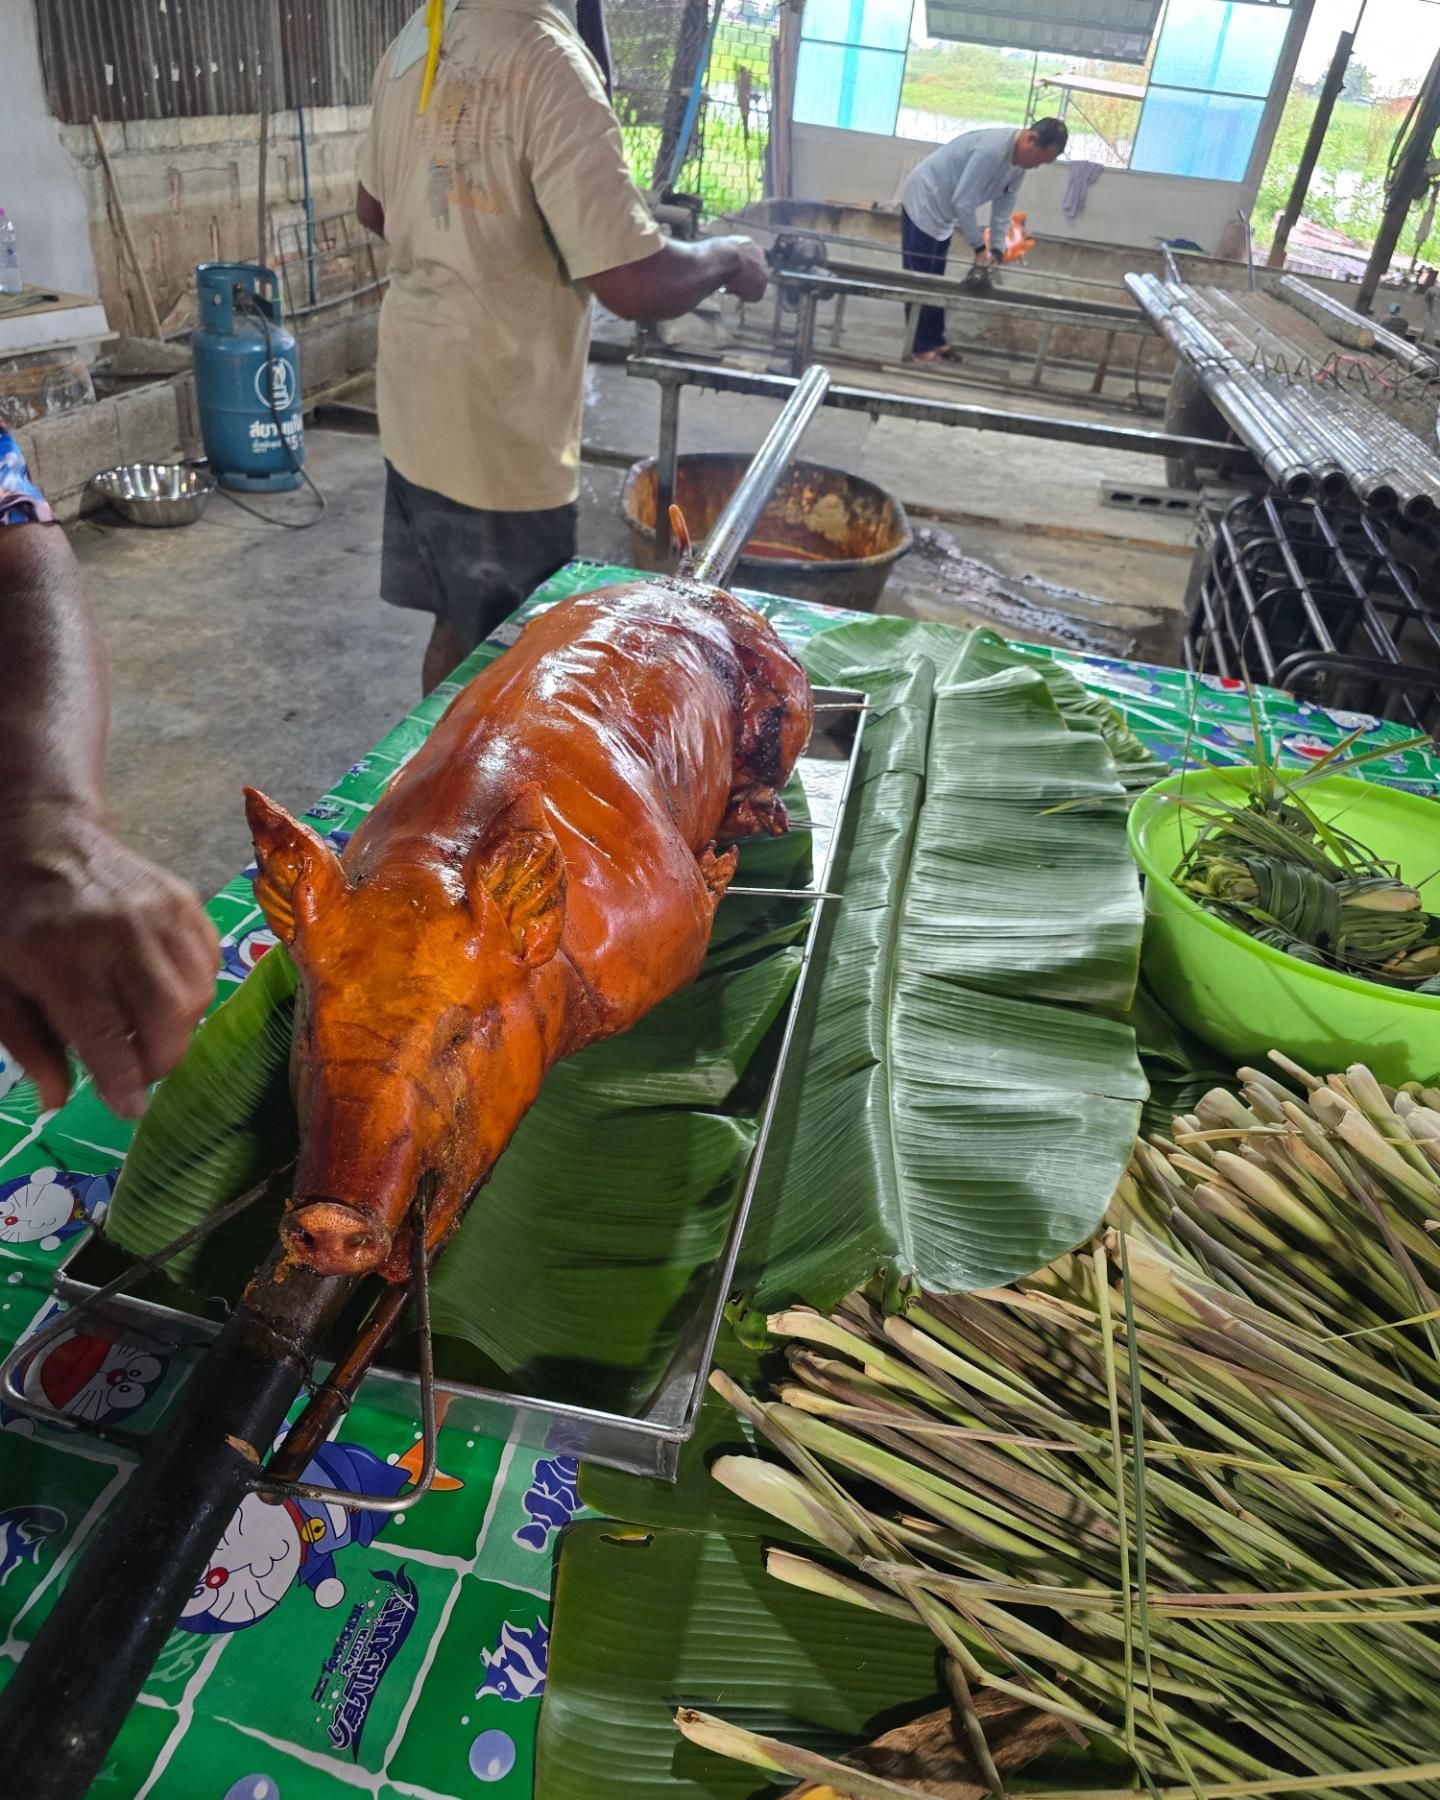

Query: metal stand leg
left=829, top=293, right=848, bottom=349
left=656, top=381, right=681, bottom=566
left=1091, top=327, right=1116, bottom=396
left=791, top=289, right=817, bottom=376
left=1030, top=320, right=1055, bottom=389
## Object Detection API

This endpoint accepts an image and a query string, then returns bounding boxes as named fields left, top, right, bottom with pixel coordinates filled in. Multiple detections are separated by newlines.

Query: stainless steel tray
left=48, top=685, right=866, bottom=1480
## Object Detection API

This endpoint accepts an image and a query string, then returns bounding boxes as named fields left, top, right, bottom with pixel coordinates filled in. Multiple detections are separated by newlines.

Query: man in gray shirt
left=900, top=117, right=1067, bottom=361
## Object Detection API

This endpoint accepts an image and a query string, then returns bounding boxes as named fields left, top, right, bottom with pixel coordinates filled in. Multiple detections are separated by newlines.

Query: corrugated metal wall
left=35, top=0, right=411, bottom=123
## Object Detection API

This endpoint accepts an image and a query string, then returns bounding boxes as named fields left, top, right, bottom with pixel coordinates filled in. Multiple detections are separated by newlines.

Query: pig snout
left=282, top=1199, right=391, bottom=1276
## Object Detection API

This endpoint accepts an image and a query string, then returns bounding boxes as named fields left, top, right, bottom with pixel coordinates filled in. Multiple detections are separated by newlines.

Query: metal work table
left=763, top=266, right=1159, bottom=397
left=629, top=354, right=1256, bottom=559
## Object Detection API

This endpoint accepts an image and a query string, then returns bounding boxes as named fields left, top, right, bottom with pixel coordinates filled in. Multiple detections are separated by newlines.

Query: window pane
left=801, top=0, right=914, bottom=52
left=794, top=40, right=906, bottom=131
left=1131, top=87, right=1265, bottom=180
left=1149, top=0, right=1289, bottom=97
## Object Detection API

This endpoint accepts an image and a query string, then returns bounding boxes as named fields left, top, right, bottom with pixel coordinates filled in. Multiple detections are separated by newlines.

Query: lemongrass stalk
left=1021, top=1761, right=1440, bottom=1800
left=881, top=1314, right=1075, bottom=1421
left=769, top=1403, right=1084, bottom=1570
left=1211, top=1150, right=1341, bottom=1244
left=1271, top=1397, right=1440, bottom=1546
left=1268, top=1049, right=1323, bottom=1092
left=1120, top=1235, right=1211, bottom=1800
left=674, top=1709, right=941, bottom=1800
left=1345, top=1064, right=1437, bottom=1182
left=765, top=1547, right=914, bottom=1621
left=766, top=1310, right=965, bottom=1413
left=710, top=1372, right=1009, bottom=1791
left=1093, top=1244, right=1137, bottom=1756
left=709, top=1455, right=864, bottom=1555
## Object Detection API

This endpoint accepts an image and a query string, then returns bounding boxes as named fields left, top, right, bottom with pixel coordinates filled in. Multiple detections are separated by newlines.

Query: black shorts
left=380, top=462, right=578, bottom=656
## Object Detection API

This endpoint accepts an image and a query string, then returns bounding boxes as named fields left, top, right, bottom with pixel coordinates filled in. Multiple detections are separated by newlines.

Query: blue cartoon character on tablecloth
left=0, top=1505, right=66, bottom=1586
left=181, top=1439, right=458, bottom=1633
left=477, top=1616, right=549, bottom=1703
left=513, top=1455, right=581, bottom=1553
left=0, top=1167, right=118, bottom=1252
left=1, top=1303, right=170, bottom=1433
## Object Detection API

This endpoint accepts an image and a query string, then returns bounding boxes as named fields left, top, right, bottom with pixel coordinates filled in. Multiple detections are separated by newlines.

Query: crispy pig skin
left=244, top=580, right=813, bottom=1280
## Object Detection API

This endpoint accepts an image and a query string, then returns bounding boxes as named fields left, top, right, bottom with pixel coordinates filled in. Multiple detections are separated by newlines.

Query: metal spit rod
left=692, top=362, right=832, bottom=587
left=1128, top=272, right=1440, bottom=519
left=1276, top=272, right=1440, bottom=380
left=1190, top=282, right=1440, bottom=521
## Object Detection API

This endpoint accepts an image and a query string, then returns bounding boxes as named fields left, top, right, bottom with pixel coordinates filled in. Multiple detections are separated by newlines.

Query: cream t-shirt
left=359, top=0, right=662, bottom=512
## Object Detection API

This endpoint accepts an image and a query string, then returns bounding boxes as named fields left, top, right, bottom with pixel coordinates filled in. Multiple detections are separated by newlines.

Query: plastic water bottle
left=0, top=212, right=21, bottom=295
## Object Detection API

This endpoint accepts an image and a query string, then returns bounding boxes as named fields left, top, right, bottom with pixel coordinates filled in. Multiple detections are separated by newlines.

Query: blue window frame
left=793, top=0, right=913, bottom=135
left=1132, top=0, right=1291, bottom=182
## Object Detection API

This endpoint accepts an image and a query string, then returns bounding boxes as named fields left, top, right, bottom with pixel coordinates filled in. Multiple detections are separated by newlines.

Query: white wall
left=791, top=124, right=1253, bottom=253
left=789, top=0, right=1314, bottom=258
left=0, top=0, right=98, bottom=296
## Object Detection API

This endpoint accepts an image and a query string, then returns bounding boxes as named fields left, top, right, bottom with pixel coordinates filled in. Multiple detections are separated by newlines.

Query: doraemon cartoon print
left=0, top=1167, right=118, bottom=1251
left=181, top=1439, right=457, bottom=1633
left=1, top=1303, right=169, bottom=1433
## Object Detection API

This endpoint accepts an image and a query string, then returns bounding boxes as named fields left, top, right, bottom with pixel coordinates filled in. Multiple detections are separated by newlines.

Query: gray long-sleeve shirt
left=901, top=126, right=1023, bottom=251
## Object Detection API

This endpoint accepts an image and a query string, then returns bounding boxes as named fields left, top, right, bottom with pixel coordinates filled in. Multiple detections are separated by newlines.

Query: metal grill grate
left=1185, top=494, right=1440, bottom=733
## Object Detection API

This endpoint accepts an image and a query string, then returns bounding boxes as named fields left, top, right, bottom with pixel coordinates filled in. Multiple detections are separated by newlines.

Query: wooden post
left=1266, top=30, right=1354, bottom=270
left=90, top=116, right=164, bottom=340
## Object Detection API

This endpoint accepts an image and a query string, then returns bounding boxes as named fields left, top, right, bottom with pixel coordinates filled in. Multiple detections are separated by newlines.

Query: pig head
left=244, top=783, right=569, bottom=1282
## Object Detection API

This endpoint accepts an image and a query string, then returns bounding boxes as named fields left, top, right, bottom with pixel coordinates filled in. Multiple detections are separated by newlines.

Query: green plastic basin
left=1127, top=768, right=1440, bottom=1086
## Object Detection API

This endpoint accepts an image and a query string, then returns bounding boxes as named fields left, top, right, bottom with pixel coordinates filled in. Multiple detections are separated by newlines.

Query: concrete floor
left=72, top=362, right=1200, bottom=900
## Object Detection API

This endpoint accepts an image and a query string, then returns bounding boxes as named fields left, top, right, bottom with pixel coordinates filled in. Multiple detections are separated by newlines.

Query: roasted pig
left=244, top=580, right=813, bottom=1281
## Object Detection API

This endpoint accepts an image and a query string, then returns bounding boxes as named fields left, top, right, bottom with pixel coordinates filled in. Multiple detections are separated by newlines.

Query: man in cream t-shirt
left=359, top=0, right=767, bottom=691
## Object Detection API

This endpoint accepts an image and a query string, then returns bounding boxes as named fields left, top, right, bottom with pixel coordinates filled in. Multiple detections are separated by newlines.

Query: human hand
left=0, top=806, right=219, bottom=1119
left=721, top=238, right=769, bottom=303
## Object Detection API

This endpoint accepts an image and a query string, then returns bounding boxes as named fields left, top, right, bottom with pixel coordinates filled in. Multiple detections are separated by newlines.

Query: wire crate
left=1184, top=493, right=1440, bottom=733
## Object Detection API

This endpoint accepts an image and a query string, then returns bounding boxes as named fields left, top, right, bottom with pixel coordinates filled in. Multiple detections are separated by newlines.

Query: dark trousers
left=901, top=209, right=951, bottom=355
left=380, top=462, right=577, bottom=658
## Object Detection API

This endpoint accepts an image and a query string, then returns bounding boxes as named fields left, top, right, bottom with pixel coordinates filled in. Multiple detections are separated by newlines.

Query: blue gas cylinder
left=192, top=263, right=304, bottom=492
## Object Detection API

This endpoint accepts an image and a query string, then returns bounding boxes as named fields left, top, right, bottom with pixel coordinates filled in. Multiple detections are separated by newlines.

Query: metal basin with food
left=91, top=462, right=216, bottom=527
left=621, top=451, right=911, bottom=610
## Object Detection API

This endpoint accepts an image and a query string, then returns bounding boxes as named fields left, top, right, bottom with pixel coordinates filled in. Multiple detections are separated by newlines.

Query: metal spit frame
left=639, top=354, right=1256, bottom=561
left=764, top=266, right=1162, bottom=400
left=0, top=363, right=850, bottom=1800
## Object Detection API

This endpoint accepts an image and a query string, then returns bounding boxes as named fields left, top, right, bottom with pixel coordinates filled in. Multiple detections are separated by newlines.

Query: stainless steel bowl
left=91, top=462, right=216, bottom=527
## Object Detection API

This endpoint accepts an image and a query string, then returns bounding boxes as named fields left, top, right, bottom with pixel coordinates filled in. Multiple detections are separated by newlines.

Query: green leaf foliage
left=738, top=617, right=1146, bottom=1306
left=535, top=1522, right=942, bottom=1800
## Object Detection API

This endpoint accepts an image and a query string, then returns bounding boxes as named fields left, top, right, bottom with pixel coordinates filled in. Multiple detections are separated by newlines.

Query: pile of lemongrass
left=683, top=1057, right=1440, bottom=1798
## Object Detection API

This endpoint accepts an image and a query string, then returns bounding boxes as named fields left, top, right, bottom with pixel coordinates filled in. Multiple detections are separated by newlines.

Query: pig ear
left=243, top=787, right=346, bottom=944
left=470, top=785, right=566, bottom=968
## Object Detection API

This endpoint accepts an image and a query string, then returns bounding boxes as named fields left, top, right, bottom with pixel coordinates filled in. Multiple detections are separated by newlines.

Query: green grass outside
left=616, top=20, right=773, bottom=217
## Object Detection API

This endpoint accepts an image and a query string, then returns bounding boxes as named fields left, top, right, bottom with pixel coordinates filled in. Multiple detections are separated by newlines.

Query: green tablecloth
left=0, top=563, right=1436, bottom=1799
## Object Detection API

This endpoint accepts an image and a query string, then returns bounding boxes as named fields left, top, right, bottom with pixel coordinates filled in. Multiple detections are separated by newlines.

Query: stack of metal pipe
left=1126, top=271, right=1440, bottom=523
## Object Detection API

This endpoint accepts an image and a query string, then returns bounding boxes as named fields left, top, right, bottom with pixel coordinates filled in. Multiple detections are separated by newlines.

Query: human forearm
left=589, top=236, right=766, bottom=322
left=0, top=525, right=108, bottom=822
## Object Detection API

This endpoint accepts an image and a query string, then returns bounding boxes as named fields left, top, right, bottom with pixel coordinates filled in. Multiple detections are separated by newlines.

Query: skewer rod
left=692, top=363, right=831, bottom=586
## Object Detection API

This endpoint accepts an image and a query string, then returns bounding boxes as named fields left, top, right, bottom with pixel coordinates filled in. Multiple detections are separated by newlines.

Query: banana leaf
left=104, top=943, right=298, bottom=1286
left=536, top=1520, right=943, bottom=1800
left=738, top=621, right=1146, bottom=1306
left=811, top=619, right=1167, bottom=795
